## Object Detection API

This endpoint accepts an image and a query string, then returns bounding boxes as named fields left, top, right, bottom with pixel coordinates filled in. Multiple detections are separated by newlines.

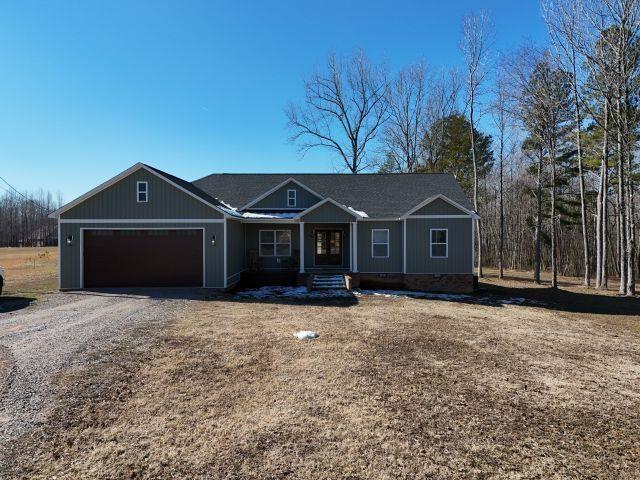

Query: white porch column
left=403, top=218, right=407, bottom=274
left=299, top=222, right=305, bottom=273
left=351, top=222, right=358, bottom=272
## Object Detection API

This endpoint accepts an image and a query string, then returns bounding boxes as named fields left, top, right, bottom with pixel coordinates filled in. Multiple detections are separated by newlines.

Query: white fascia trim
left=359, top=217, right=401, bottom=222
left=239, top=218, right=299, bottom=224
left=59, top=218, right=225, bottom=224
left=240, top=178, right=325, bottom=210
left=401, top=194, right=479, bottom=219
left=295, top=197, right=362, bottom=220
left=49, top=163, right=234, bottom=219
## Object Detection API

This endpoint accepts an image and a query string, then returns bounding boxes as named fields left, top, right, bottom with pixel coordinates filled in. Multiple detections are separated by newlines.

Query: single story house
left=49, top=163, right=478, bottom=293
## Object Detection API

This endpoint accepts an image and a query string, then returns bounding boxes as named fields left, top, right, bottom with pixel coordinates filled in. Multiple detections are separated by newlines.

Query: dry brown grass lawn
left=0, top=247, right=57, bottom=295
left=4, top=287, right=640, bottom=479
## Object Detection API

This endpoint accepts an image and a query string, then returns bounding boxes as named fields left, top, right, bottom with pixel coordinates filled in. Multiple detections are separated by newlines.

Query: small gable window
left=430, top=229, right=448, bottom=258
left=137, top=181, right=148, bottom=203
left=287, top=189, right=296, bottom=207
left=371, top=229, right=389, bottom=258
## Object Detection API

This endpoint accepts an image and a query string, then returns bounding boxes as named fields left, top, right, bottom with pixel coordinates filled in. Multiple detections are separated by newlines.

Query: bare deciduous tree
left=286, top=51, right=388, bottom=173
left=380, top=61, right=428, bottom=173
left=461, top=11, right=493, bottom=278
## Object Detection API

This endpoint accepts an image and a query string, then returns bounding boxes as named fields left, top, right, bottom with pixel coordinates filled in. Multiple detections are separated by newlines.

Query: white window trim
left=137, top=181, right=148, bottom=203
left=259, top=229, right=292, bottom=257
left=371, top=229, right=389, bottom=258
left=287, top=189, right=297, bottom=207
left=430, top=228, right=448, bottom=258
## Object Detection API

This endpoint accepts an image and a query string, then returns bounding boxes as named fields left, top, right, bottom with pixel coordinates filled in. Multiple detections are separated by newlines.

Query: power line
left=0, top=174, right=52, bottom=214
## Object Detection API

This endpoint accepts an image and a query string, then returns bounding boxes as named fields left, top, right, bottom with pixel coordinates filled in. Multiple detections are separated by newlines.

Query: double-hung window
left=430, top=229, right=448, bottom=258
left=371, top=229, right=389, bottom=258
left=137, top=181, right=148, bottom=203
left=287, top=189, right=297, bottom=207
left=259, top=230, right=291, bottom=257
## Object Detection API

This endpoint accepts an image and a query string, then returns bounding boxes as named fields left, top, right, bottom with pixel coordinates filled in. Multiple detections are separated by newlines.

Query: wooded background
left=287, top=0, right=640, bottom=294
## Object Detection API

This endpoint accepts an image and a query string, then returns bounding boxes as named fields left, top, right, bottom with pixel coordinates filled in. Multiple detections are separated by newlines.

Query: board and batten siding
left=301, top=202, right=358, bottom=223
left=59, top=222, right=225, bottom=289
left=405, top=217, right=473, bottom=274
left=252, top=181, right=322, bottom=209
left=357, top=221, right=403, bottom=273
left=303, top=223, right=350, bottom=270
left=226, top=219, right=245, bottom=285
left=411, top=198, right=469, bottom=216
left=244, top=223, right=300, bottom=270
left=60, top=169, right=223, bottom=220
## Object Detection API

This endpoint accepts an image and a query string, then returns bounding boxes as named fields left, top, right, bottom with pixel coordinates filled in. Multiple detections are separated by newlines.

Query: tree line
left=286, top=0, right=640, bottom=295
left=0, top=189, right=62, bottom=247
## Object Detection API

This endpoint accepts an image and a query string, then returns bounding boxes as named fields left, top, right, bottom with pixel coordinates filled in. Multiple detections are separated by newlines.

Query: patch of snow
left=294, top=330, right=319, bottom=340
left=348, top=207, right=368, bottom=218
left=234, top=286, right=545, bottom=306
left=242, top=212, right=299, bottom=219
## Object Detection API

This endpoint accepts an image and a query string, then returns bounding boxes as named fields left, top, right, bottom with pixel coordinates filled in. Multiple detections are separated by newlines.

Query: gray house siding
left=252, top=181, right=322, bottom=209
left=301, top=202, right=358, bottom=223
left=357, top=221, right=403, bottom=273
left=304, top=223, right=350, bottom=270
left=405, top=217, right=473, bottom=274
left=59, top=222, right=225, bottom=289
left=411, top=198, right=468, bottom=216
left=244, top=223, right=300, bottom=271
left=226, top=219, right=245, bottom=285
left=61, top=169, right=223, bottom=220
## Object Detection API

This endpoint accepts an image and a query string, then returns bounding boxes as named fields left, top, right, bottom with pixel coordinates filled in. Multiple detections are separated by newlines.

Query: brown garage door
left=83, top=229, right=203, bottom=288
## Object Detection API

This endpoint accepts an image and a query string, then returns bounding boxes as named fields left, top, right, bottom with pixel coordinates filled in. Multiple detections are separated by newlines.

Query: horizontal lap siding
left=357, top=221, right=403, bottom=273
left=59, top=222, right=225, bottom=289
left=252, top=181, right=322, bottom=209
left=244, top=223, right=300, bottom=270
left=61, top=170, right=223, bottom=220
left=405, top=218, right=472, bottom=274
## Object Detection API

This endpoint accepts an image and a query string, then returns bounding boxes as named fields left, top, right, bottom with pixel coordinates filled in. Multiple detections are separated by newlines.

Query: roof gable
left=298, top=198, right=361, bottom=222
left=241, top=178, right=324, bottom=210
left=49, top=163, right=236, bottom=219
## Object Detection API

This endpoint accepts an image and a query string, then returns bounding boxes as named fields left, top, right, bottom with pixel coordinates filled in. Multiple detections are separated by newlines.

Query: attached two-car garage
left=82, top=229, right=203, bottom=288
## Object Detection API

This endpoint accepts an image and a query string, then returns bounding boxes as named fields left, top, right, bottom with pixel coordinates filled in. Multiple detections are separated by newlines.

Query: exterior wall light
left=66, top=235, right=73, bottom=246
left=211, top=235, right=216, bottom=246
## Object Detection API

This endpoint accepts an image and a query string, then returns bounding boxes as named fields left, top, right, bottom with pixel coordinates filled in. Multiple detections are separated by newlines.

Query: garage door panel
left=83, top=229, right=203, bottom=287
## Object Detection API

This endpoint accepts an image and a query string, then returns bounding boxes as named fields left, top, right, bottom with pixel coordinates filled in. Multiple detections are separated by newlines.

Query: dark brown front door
left=315, top=230, right=342, bottom=266
left=83, top=229, right=203, bottom=287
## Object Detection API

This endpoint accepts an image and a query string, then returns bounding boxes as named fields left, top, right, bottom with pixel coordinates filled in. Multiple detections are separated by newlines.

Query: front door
left=315, top=230, right=343, bottom=266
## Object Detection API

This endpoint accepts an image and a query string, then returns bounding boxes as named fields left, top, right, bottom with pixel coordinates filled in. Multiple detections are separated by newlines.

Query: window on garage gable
left=137, top=181, right=148, bottom=202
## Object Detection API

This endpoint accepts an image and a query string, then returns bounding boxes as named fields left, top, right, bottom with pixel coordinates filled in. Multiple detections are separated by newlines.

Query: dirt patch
left=2, top=294, right=639, bottom=479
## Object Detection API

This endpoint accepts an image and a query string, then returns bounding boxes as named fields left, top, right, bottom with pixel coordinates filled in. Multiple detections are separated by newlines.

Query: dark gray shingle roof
left=192, top=173, right=473, bottom=218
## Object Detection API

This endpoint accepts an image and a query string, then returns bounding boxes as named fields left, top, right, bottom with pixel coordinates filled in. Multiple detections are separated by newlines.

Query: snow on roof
left=241, top=211, right=299, bottom=219
left=348, top=207, right=368, bottom=218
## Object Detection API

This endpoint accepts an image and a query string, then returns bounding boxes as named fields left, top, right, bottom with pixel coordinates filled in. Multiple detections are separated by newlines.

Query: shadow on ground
left=0, top=296, right=36, bottom=314
left=479, top=281, right=640, bottom=316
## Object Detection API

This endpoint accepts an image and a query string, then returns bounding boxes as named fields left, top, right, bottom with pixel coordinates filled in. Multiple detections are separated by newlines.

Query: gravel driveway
left=0, top=291, right=197, bottom=445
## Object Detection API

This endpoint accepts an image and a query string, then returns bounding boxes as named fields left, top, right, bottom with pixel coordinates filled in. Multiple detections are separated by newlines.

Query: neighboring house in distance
left=49, top=163, right=479, bottom=293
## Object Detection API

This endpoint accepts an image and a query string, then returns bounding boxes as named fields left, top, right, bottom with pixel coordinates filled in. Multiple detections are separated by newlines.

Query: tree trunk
left=550, top=142, right=558, bottom=289
left=469, top=92, right=482, bottom=278
left=571, top=59, right=589, bottom=287
left=534, top=148, right=543, bottom=285
left=596, top=100, right=609, bottom=289
left=616, top=97, right=627, bottom=295
left=499, top=136, right=504, bottom=279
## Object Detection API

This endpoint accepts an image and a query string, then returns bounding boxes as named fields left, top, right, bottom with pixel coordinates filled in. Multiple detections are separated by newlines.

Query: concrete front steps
left=312, top=274, right=346, bottom=290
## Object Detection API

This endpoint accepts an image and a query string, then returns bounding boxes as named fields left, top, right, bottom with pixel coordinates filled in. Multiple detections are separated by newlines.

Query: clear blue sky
left=0, top=0, right=548, bottom=201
